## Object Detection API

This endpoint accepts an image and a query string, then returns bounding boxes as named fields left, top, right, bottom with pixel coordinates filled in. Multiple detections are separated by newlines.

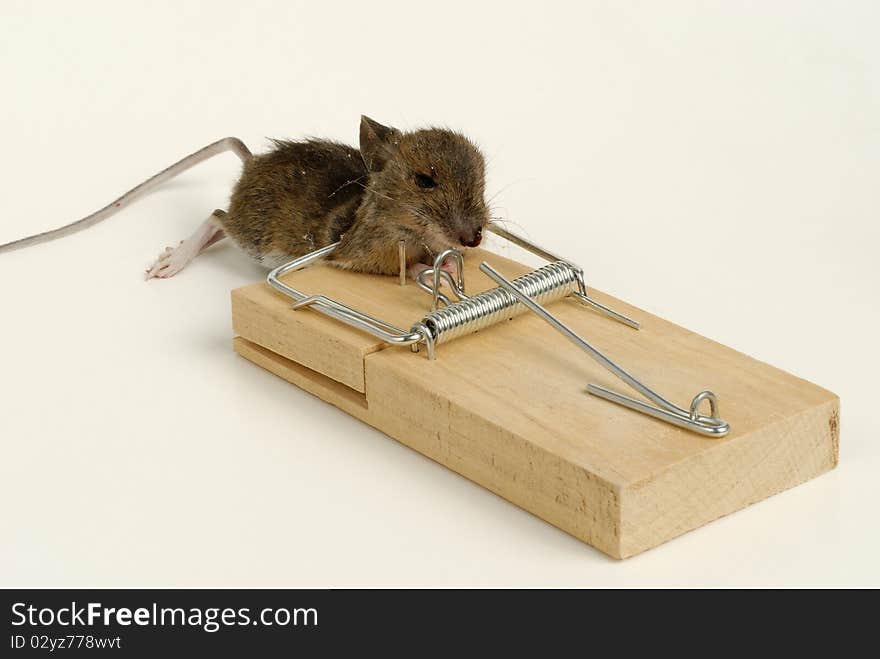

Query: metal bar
left=486, top=225, right=566, bottom=263
left=480, top=262, right=730, bottom=437
left=487, top=225, right=640, bottom=330
left=267, top=243, right=425, bottom=346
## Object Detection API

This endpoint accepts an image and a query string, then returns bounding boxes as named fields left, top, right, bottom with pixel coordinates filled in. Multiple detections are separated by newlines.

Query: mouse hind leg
left=144, top=209, right=227, bottom=280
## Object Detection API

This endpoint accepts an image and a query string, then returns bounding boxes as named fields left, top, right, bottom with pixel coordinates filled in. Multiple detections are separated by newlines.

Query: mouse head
left=359, top=115, right=489, bottom=255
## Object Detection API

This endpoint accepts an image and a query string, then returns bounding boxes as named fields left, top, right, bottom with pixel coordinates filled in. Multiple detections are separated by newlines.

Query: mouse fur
left=221, top=116, right=490, bottom=275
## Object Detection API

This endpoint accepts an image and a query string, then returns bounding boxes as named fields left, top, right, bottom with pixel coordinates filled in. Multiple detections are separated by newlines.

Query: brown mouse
left=0, top=116, right=490, bottom=281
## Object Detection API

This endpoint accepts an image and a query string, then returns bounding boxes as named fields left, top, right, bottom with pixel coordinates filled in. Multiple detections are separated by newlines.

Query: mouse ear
left=360, top=115, right=401, bottom=172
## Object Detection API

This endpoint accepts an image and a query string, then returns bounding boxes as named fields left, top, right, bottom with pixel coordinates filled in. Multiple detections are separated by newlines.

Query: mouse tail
left=0, top=137, right=252, bottom=255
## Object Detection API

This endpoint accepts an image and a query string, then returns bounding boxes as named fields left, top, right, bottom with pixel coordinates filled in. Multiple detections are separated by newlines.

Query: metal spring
left=422, top=261, right=580, bottom=345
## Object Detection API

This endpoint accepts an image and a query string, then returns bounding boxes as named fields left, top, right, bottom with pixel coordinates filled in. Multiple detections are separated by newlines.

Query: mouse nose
left=459, top=227, right=483, bottom=248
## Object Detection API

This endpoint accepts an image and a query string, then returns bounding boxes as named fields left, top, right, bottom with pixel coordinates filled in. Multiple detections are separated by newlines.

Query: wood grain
left=231, top=248, right=839, bottom=558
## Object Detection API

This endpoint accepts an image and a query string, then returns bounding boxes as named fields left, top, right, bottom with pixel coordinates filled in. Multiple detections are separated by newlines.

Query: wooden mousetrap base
left=230, top=248, right=839, bottom=559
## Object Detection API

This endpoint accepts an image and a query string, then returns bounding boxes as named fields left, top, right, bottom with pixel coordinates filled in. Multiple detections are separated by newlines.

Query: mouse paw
left=407, top=256, right=460, bottom=282
left=407, top=263, right=431, bottom=280
left=144, top=243, right=197, bottom=280
left=144, top=215, right=226, bottom=280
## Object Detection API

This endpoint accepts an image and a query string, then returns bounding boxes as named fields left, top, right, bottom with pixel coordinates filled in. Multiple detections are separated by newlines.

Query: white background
left=1, top=1, right=877, bottom=586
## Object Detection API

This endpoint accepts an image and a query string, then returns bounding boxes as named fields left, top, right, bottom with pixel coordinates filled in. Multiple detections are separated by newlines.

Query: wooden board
left=231, top=249, right=839, bottom=559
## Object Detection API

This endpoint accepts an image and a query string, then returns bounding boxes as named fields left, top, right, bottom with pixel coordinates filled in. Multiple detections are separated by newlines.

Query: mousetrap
left=230, top=227, right=839, bottom=558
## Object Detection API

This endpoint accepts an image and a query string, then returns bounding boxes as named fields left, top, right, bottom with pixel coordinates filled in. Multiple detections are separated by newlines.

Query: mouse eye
left=414, top=173, right=438, bottom=190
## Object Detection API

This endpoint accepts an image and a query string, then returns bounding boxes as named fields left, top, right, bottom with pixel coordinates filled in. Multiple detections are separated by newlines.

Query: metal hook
left=415, top=269, right=468, bottom=307
left=428, top=249, right=465, bottom=311
left=413, top=248, right=469, bottom=308
left=480, top=262, right=730, bottom=438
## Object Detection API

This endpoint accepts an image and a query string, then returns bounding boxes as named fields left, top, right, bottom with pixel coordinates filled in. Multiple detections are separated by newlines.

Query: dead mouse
left=0, top=116, right=490, bottom=281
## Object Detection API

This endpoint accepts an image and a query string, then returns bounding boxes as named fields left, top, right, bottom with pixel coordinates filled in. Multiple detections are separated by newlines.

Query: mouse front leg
left=145, top=209, right=227, bottom=280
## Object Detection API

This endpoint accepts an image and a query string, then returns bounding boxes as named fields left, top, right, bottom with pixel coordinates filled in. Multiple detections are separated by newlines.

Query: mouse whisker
left=404, top=207, right=450, bottom=236
left=488, top=217, right=530, bottom=236
left=350, top=180, right=401, bottom=206
left=485, top=178, right=535, bottom=206
left=487, top=204, right=514, bottom=223
left=399, top=203, right=433, bottom=222
left=328, top=174, right=369, bottom=198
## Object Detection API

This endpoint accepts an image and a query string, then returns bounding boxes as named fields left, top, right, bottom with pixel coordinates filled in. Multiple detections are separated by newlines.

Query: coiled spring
left=422, top=262, right=580, bottom=345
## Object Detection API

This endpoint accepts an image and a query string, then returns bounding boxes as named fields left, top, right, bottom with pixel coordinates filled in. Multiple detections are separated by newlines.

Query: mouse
left=0, top=116, right=490, bottom=281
